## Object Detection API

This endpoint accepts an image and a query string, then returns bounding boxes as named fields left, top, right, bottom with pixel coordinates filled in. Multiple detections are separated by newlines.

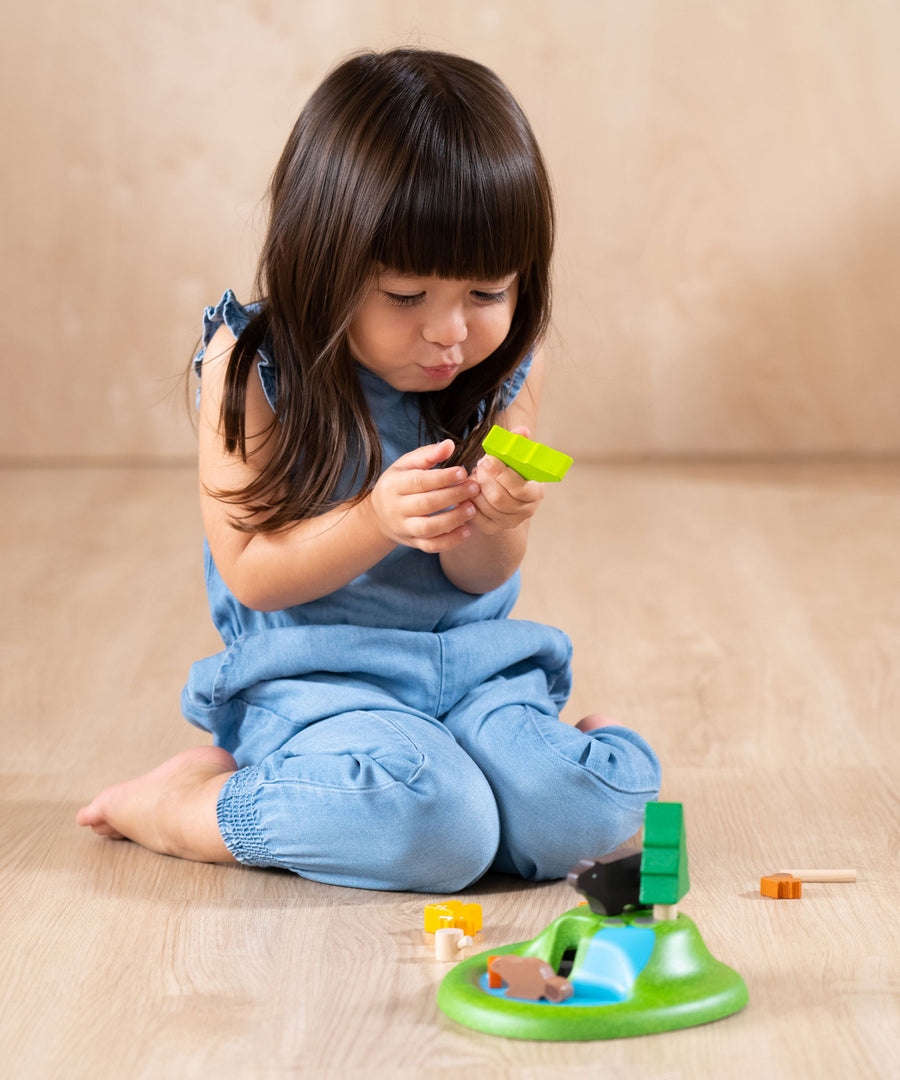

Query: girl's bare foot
left=76, top=746, right=238, bottom=864
left=575, top=713, right=618, bottom=733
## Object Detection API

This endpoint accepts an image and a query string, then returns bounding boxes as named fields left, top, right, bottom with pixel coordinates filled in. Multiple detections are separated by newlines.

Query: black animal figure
left=567, top=849, right=643, bottom=916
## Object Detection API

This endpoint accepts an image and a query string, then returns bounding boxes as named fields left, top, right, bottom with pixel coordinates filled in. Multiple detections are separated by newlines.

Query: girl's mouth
left=421, top=363, right=462, bottom=381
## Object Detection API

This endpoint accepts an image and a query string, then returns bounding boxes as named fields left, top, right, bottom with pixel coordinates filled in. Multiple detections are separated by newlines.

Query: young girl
left=78, top=48, right=660, bottom=892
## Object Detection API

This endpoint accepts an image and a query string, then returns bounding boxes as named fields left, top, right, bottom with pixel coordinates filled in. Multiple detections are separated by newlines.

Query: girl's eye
left=385, top=292, right=426, bottom=307
left=382, top=287, right=510, bottom=307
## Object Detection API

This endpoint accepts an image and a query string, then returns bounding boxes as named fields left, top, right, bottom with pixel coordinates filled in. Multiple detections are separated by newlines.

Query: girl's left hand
left=469, top=426, right=544, bottom=533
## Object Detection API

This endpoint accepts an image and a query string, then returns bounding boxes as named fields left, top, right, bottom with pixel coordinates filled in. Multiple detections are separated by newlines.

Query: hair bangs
left=371, top=108, right=547, bottom=283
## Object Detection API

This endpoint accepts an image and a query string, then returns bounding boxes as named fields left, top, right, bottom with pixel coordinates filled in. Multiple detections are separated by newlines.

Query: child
left=78, top=48, right=660, bottom=892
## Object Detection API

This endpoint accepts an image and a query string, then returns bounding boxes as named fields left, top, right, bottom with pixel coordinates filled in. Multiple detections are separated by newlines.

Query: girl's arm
left=198, top=326, right=479, bottom=611
left=438, top=350, right=546, bottom=595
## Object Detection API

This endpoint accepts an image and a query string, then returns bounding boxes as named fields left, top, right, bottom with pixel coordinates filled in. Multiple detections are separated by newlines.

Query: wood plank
left=0, top=464, right=897, bottom=1078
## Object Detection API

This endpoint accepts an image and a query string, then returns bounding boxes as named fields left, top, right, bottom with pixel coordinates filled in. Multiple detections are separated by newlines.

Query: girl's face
left=348, top=270, right=519, bottom=392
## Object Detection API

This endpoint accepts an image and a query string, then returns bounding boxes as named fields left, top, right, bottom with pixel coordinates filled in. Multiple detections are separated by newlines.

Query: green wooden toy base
left=438, top=906, right=748, bottom=1041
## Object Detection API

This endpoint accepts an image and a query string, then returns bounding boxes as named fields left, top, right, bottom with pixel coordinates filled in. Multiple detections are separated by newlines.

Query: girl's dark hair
left=217, top=47, right=554, bottom=531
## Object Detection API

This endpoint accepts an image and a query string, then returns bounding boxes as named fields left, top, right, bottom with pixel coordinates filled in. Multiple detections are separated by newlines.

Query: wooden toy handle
left=785, top=869, right=856, bottom=883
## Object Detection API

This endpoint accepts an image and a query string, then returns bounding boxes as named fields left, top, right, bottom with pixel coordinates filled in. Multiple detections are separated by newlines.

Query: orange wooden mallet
left=761, top=869, right=856, bottom=899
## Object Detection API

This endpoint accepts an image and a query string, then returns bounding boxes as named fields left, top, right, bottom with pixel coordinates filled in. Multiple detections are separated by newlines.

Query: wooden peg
left=782, top=869, right=856, bottom=883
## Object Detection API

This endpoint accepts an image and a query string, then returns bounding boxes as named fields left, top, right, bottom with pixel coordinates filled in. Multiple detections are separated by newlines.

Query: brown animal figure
left=488, top=955, right=574, bottom=1003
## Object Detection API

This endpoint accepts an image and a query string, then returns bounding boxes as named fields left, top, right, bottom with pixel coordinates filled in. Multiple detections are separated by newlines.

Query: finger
left=407, top=501, right=476, bottom=541
left=403, top=480, right=480, bottom=517
left=477, top=456, right=542, bottom=501
left=414, top=522, right=473, bottom=554
left=396, top=466, right=472, bottom=497
left=478, top=451, right=534, bottom=489
left=470, top=489, right=520, bottom=526
left=393, top=439, right=456, bottom=472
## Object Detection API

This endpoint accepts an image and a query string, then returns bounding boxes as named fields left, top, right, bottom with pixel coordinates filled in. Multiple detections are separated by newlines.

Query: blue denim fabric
left=183, top=293, right=661, bottom=892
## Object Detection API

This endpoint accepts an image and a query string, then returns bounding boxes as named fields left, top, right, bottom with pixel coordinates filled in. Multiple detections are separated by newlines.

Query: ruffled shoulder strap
left=500, top=349, right=534, bottom=410
left=192, top=290, right=277, bottom=411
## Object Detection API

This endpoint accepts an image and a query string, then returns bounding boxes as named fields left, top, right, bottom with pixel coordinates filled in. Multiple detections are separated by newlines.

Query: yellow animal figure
left=423, top=901, right=483, bottom=938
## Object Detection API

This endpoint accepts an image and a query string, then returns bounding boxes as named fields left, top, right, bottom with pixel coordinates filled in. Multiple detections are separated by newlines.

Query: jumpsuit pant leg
left=441, top=666, right=661, bottom=880
left=183, top=626, right=501, bottom=892
left=183, top=620, right=659, bottom=891
left=214, top=706, right=501, bottom=892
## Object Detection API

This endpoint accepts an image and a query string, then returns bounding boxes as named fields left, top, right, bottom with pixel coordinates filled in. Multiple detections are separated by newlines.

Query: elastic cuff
left=216, top=766, right=274, bottom=866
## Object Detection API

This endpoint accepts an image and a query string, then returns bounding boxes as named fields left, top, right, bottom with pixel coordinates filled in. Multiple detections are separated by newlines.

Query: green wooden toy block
left=641, top=848, right=681, bottom=875
left=643, top=802, right=685, bottom=847
left=639, top=802, right=690, bottom=907
left=481, top=425, right=573, bottom=482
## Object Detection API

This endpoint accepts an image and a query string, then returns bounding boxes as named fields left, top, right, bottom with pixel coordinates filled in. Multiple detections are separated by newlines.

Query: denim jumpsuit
left=182, top=291, right=661, bottom=893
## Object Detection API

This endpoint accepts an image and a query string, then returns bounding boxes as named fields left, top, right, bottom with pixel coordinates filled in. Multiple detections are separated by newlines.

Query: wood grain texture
left=4, top=1, right=900, bottom=461
left=1, top=463, right=897, bottom=1078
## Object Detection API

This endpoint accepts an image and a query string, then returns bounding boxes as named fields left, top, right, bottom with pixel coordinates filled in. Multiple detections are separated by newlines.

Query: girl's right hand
left=369, top=439, right=480, bottom=553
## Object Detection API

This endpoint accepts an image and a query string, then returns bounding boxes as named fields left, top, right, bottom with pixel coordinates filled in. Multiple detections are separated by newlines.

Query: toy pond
left=438, top=803, right=748, bottom=1040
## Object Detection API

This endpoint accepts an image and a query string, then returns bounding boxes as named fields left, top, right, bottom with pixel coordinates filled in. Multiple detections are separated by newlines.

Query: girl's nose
left=423, top=306, right=467, bottom=347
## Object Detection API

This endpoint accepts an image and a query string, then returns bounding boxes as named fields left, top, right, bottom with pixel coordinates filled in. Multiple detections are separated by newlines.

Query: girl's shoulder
left=193, top=290, right=277, bottom=411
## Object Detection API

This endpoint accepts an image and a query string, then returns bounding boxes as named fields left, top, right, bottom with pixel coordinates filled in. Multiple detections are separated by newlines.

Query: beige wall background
left=3, top=0, right=900, bottom=463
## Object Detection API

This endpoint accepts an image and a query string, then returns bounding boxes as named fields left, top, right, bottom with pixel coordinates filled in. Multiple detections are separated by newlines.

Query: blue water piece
left=477, top=925, right=656, bottom=1008
left=570, top=926, right=656, bottom=1004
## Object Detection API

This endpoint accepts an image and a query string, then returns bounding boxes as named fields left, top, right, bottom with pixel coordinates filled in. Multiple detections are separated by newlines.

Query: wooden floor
left=1, top=462, right=898, bottom=1079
